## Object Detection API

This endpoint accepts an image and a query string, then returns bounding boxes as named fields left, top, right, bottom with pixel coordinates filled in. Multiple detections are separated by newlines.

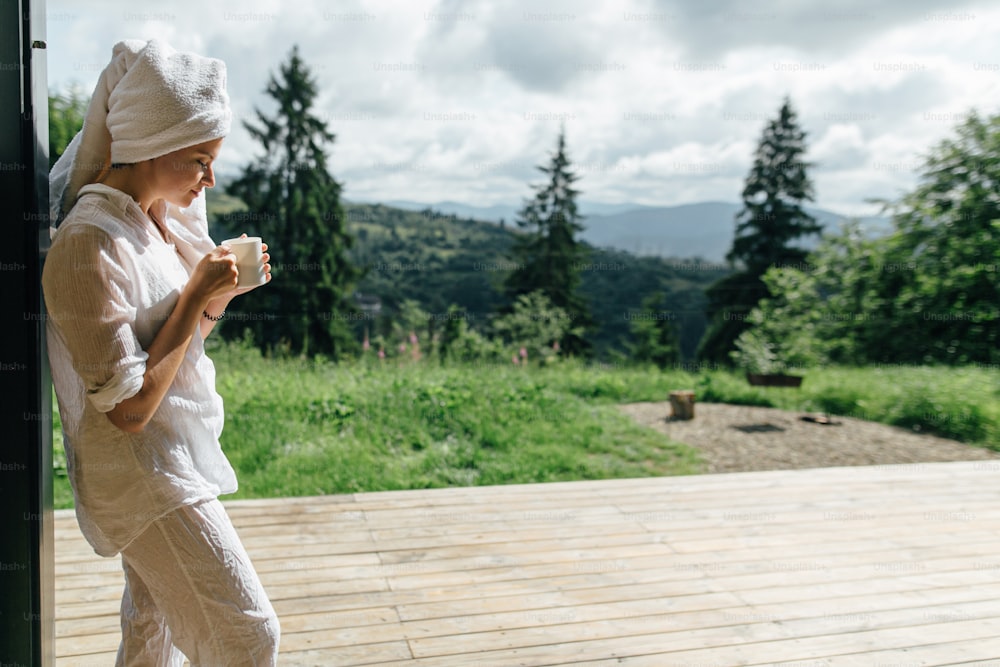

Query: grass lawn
left=51, top=342, right=1000, bottom=509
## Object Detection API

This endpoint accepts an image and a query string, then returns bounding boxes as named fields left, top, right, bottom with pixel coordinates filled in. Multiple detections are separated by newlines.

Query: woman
left=43, top=39, right=280, bottom=665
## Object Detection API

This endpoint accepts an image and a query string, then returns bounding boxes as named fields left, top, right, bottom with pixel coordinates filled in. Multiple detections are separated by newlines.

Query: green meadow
left=51, top=340, right=1000, bottom=509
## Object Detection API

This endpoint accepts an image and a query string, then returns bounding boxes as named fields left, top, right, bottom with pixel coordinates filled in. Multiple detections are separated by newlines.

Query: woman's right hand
left=188, top=246, right=239, bottom=304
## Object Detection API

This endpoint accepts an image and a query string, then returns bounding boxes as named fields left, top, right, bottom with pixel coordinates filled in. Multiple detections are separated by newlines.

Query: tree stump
left=669, top=390, right=696, bottom=420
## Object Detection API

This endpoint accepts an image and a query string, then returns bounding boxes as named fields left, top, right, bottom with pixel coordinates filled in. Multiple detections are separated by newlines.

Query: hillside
left=386, top=199, right=891, bottom=263
left=207, top=195, right=731, bottom=360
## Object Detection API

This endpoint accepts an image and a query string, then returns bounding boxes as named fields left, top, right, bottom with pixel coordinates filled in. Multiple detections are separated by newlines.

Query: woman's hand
left=200, top=241, right=271, bottom=327
left=188, top=246, right=240, bottom=305
left=220, top=234, right=272, bottom=298
left=231, top=241, right=271, bottom=296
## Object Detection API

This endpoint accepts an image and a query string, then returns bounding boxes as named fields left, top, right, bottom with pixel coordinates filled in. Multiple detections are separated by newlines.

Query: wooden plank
left=368, top=617, right=1000, bottom=666
left=56, top=632, right=121, bottom=667
left=641, top=617, right=1000, bottom=665
left=811, top=640, right=1000, bottom=667
left=374, top=530, right=1000, bottom=584
left=277, top=606, right=401, bottom=634
left=403, top=598, right=1000, bottom=659
left=561, top=637, right=1000, bottom=666
left=396, top=582, right=1000, bottom=639
left=277, top=641, right=412, bottom=666
left=56, top=613, right=118, bottom=639
left=281, top=621, right=410, bottom=652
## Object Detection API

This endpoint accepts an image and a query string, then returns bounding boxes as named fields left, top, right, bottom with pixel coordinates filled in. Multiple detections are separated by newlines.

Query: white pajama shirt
left=43, top=184, right=278, bottom=664
left=44, top=183, right=236, bottom=556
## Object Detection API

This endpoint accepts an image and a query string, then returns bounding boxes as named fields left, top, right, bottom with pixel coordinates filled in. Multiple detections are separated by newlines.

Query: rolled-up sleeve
left=43, top=225, right=148, bottom=413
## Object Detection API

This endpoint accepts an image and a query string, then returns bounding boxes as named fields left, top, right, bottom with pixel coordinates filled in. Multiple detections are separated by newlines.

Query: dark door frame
left=0, top=0, right=55, bottom=664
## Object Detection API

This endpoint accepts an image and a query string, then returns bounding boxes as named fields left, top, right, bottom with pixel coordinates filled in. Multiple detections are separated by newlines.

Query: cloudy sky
left=45, top=0, right=999, bottom=216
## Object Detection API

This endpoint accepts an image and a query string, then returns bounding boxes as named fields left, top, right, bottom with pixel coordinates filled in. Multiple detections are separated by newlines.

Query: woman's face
left=149, top=137, right=224, bottom=208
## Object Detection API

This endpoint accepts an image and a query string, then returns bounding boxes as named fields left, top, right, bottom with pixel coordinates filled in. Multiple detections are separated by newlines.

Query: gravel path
left=618, top=401, right=1000, bottom=474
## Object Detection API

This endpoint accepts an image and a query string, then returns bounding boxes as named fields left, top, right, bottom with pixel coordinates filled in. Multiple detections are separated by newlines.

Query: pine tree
left=729, top=98, right=820, bottom=271
left=504, top=130, right=592, bottom=355
left=698, top=98, right=821, bottom=363
left=225, top=46, right=361, bottom=358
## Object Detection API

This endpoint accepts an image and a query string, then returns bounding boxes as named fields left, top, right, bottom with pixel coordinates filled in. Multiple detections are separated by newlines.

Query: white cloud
left=46, top=0, right=1000, bottom=214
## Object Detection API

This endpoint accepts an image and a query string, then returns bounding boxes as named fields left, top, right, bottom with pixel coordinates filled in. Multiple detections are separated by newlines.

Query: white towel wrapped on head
left=50, top=39, right=231, bottom=234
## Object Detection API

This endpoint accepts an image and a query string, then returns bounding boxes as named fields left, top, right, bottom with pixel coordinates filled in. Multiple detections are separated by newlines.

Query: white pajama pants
left=115, top=498, right=280, bottom=666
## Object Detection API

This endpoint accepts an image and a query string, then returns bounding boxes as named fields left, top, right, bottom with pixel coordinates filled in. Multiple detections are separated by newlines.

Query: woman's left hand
left=205, top=240, right=271, bottom=321
left=231, top=241, right=271, bottom=296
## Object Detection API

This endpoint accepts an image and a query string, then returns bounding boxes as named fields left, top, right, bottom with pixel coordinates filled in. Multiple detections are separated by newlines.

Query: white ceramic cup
left=222, top=236, right=266, bottom=287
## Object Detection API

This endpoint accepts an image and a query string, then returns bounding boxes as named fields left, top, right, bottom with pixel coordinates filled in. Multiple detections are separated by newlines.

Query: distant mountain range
left=377, top=199, right=891, bottom=263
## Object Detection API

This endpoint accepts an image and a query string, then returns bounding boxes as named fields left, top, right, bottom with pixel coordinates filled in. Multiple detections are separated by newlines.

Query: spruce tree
left=698, top=98, right=821, bottom=363
left=225, top=46, right=360, bottom=358
left=504, top=130, right=592, bottom=355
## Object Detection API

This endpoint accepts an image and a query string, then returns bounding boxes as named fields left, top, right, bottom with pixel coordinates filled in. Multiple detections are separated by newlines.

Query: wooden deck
left=55, top=461, right=1000, bottom=666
